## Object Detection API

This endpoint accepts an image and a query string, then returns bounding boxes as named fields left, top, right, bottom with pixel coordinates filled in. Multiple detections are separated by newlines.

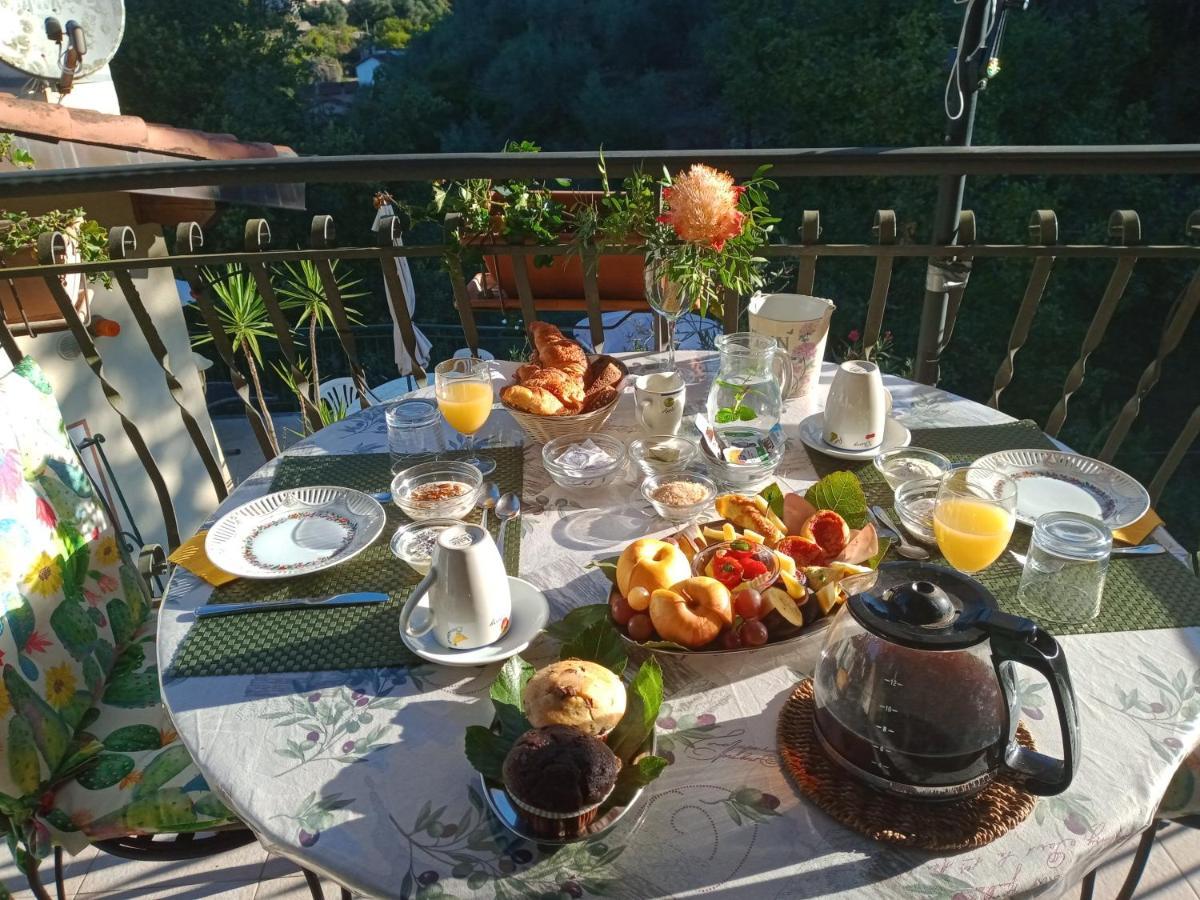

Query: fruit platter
left=464, top=640, right=667, bottom=844
left=569, top=472, right=891, bottom=655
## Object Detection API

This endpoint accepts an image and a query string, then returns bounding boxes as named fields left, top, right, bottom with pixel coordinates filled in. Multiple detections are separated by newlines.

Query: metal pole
left=913, top=0, right=995, bottom=384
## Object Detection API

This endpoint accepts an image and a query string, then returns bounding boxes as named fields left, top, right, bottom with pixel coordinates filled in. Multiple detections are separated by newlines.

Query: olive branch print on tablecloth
left=1099, top=656, right=1200, bottom=763
left=386, top=785, right=648, bottom=900
left=273, top=791, right=354, bottom=848
left=263, top=686, right=403, bottom=774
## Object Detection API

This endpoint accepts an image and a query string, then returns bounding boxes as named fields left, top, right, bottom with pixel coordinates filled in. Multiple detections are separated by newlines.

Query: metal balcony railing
left=0, top=145, right=1197, bottom=551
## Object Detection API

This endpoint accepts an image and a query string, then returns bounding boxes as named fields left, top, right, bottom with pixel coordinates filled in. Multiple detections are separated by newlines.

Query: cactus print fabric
left=0, top=356, right=235, bottom=854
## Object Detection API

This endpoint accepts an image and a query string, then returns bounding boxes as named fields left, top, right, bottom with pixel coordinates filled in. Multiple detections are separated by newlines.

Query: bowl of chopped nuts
left=640, top=472, right=717, bottom=522
left=391, top=460, right=484, bottom=521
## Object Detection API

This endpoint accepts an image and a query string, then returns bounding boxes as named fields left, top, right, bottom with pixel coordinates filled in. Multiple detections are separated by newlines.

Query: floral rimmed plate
left=974, top=448, right=1150, bottom=529
left=205, top=486, right=386, bottom=579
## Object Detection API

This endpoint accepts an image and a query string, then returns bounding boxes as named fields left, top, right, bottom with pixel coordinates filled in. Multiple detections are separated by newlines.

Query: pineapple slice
left=779, top=569, right=808, bottom=601
left=702, top=525, right=727, bottom=543
left=815, top=582, right=846, bottom=616
left=741, top=528, right=765, bottom=544
left=774, top=551, right=797, bottom=576
left=722, top=522, right=738, bottom=542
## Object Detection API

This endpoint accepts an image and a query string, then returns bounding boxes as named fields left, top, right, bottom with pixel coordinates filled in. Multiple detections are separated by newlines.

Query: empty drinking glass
left=1017, top=511, right=1112, bottom=624
left=386, top=398, right=442, bottom=471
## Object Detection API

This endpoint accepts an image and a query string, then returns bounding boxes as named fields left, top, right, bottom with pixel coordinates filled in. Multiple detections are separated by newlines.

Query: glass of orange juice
left=933, top=467, right=1018, bottom=574
left=435, top=357, right=496, bottom=475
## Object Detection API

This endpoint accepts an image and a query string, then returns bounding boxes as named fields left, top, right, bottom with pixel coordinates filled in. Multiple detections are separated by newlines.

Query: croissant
left=501, top=384, right=565, bottom=416
left=713, top=494, right=787, bottom=546
left=538, top=341, right=587, bottom=379
left=514, top=363, right=541, bottom=383
left=521, top=368, right=585, bottom=410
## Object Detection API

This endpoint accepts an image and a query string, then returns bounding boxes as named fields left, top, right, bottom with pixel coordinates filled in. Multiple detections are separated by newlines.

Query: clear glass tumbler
left=1016, top=511, right=1113, bottom=624
left=386, top=398, right=442, bottom=472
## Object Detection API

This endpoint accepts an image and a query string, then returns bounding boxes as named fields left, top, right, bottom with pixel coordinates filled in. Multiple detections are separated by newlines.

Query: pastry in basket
left=582, top=384, right=619, bottom=412
left=501, top=384, right=565, bottom=416
left=520, top=367, right=585, bottom=412
left=531, top=322, right=588, bottom=378
left=713, top=494, right=787, bottom=546
left=585, top=356, right=624, bottom=392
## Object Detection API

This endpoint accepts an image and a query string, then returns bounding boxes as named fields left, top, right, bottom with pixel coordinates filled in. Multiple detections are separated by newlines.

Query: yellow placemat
left=1114, top=508, right=1164, bottom=546
left=168, top=532, right=238, bottom=587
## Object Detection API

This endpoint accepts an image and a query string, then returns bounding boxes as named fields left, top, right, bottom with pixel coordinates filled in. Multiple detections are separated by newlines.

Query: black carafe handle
left=979, top=609, right=1080, bottom=796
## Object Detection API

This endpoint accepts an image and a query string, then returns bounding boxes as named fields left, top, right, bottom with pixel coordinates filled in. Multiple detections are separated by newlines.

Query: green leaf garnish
left=586, top=558, right=620, bottom=588
left=490, top=656, right=534, bottom=739
left=610, top=754, right=671, bottom=806
left=865, top=535, right=894, bottom=570
left=758, top=482, right=785, bottom=519
left=805, top=471, right=869, bottom=530
left=606, top=657, right=663, bottom=762
left=560, top=621, right=628, bottom=675
left=544, top=603, right=611, bottom=642
left=464, top=726, right=508, bottom=783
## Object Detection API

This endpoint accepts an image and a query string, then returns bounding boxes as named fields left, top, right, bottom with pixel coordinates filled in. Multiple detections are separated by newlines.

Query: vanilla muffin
left=522, top=659, right=627, bottom=738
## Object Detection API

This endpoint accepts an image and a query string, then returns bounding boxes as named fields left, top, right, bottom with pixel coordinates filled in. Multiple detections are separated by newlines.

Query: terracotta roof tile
left=0, top=94, right=295, bottom=160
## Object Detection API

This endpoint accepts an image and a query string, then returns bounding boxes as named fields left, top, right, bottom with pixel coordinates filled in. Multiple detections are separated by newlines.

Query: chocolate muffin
left=523, top=659, right=627, bottom=738
left=502, top=725, right=622, bottom=838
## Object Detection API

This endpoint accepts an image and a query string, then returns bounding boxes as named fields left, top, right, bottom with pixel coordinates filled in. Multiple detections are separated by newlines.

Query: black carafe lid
left=845, top=561, right=1001, bottom=651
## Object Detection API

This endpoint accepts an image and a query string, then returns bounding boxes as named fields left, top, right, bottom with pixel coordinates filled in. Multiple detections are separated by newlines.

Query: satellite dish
left=0, top=0, right=125, bottom=80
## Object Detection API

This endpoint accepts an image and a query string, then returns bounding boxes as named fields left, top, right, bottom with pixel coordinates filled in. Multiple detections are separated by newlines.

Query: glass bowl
left=640, top=472, right=717, bottom=522
left=703, top=440, right=785, bottom=492
left=873, top=447, right=953, bottom=492
left=894, top=476, right=940, bottom=544
left=691, top=539, right=780, bottom=593
left=542, top=432, right=628, bottom=489
left=628, top=435, right=699, bottom=477
left=391, top=460, right=483, bottom=521
left=389, top=517, right=462, bottom=574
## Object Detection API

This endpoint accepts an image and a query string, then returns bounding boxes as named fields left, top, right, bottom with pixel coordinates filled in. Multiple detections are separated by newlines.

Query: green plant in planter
left=273, top=258, right=366, bottom=394
left=0, top=133, right=111, bottom=290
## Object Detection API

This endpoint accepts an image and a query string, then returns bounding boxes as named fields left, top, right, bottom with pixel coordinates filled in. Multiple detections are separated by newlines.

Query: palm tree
left=274, top=259, right=366, bottom=400
left=192, top=265, right=280, bottom=454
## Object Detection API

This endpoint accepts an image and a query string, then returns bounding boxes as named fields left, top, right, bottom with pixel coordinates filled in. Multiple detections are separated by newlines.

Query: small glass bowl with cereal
left=640, top=472, right=717, bottom=522
left=390, top=460, right=483, bottom=521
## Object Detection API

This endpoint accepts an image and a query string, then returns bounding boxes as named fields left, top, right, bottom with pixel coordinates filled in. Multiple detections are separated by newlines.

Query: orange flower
left=658, top=164, right=746, bottom=251
left=119, top=771, right=143, bottom=791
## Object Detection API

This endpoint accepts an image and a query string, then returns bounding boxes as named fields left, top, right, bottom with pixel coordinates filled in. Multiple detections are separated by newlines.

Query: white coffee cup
left=634, top=370, right=686, bottom=435
left=399, top=523, right=511, bottom=650
left=823, top=360, right=891, bottom=451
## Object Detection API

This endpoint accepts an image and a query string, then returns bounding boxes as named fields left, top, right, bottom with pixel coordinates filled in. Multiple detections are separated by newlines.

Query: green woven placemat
left=166, top=448, right=523, bottom=677
left=803, top=420, right=1200, bottom=636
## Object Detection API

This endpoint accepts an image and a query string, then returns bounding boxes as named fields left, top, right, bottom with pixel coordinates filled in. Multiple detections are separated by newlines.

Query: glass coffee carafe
left=812, top=561, right=1079, bottom=801
left=705, top=332, right=792, bottom=438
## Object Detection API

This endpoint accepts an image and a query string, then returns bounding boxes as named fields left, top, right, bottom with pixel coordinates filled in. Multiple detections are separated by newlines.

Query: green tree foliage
left=347, top=0, right=394, bottom=26
left=374, top=16, right=411, bottom=49
left=301, top=23, right=360, bottom=58
left=301, top=2, right=349, bottom=26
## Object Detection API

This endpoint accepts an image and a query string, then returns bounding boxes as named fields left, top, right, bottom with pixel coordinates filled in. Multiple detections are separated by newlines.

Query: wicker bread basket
left=501, top=356, right=628, bottom=445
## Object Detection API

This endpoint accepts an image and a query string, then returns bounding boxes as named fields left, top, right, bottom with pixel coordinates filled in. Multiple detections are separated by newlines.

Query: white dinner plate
left=798, top=412, right=912, bottom=461
left=205, top=486, right=386, bottom=580
left=400, top=576, right=549, bottom=667
left=974, top=448, right=1150, bottom=529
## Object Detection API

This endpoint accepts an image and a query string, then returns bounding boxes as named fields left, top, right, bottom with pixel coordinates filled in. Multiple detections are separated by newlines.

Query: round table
left=160, top=352, right=1197, bottom=899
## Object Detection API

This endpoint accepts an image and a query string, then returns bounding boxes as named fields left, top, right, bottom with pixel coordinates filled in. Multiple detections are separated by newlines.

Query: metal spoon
left=870, top=505, right=930, bottom=561
left=494, top=491, right=521, bottom=566
left=479, top=481, right=500, bottom=531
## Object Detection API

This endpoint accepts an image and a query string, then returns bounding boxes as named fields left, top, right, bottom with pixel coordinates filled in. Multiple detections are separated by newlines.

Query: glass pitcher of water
left=705, top=332, right=792, bottom=438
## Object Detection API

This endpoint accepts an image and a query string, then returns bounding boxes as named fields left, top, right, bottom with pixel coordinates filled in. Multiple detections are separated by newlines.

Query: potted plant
left=0, top=135, right=109, bottom=334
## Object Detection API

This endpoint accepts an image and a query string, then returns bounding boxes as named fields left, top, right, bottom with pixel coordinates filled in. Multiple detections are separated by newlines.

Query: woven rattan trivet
left=777, top=679, right=1036, bottom=851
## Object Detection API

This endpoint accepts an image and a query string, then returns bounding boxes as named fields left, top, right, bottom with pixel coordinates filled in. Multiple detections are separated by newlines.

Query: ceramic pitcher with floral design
left=748, top=292, right=835, bottom=408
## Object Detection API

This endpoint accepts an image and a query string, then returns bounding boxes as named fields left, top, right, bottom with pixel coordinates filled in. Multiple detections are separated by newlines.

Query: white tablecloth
left=159, top=352, right=1200, bottom=899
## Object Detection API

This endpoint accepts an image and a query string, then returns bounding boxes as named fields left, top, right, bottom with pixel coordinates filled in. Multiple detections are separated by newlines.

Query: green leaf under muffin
left=464, top=725, right=508, bottom=783
left=610, top=754, right=671, bottom=806
left=560, top=621, right=628, bottom=676
left=490, top=656, right=534, bottom=739
left=804, top=471, right=869, bottom=529
left=543, top=603, right=611, bottom=642
left=606, top=656, right=663, bottom=763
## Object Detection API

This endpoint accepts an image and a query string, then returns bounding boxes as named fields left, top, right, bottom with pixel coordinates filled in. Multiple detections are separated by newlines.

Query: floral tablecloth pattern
left=158, top=353, right=1198, bottom=899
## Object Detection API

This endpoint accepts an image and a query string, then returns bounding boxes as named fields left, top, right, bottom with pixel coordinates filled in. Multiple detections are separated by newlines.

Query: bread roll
left=501, top=384, right=565, bottom=416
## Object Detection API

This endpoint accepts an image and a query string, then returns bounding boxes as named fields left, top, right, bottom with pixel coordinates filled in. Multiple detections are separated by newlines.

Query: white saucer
left=798, top=412, right=912, bottom=461
left=399, top=576, right=549, bottom=667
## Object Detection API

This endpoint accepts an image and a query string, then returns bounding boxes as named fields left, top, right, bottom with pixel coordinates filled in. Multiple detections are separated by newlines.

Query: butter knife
left=194, top=591, right=390, bottom=618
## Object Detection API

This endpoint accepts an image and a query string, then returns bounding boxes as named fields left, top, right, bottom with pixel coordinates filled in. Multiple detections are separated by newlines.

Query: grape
left=733, top=588, right=765, bottom=620
left=741, top=619, right=769, bottom=646
left=627, top=613, right=655, bottom=642
left=610, top=592, right=635, bottom=626
left=720, top=628, right=743, bottom=650
left=627, top=586, right=652, bottom=612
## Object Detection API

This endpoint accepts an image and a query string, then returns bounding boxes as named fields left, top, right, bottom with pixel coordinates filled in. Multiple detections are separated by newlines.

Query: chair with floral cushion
left=0, top=356, right=330, bottom=899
